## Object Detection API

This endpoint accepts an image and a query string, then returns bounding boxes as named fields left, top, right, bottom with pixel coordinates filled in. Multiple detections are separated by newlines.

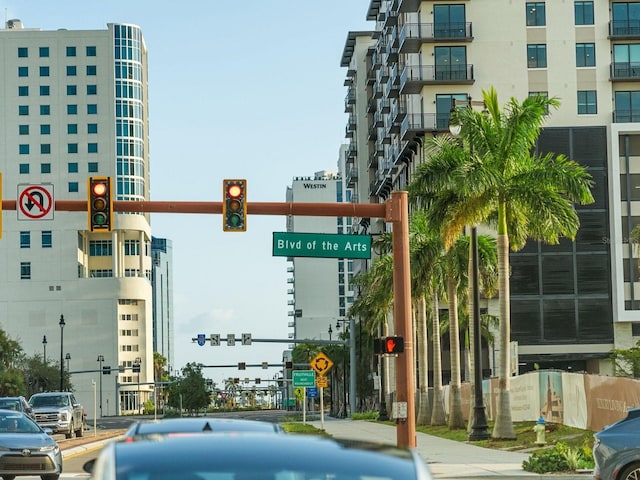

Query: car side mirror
left=83, top=459, right=95, bottom=474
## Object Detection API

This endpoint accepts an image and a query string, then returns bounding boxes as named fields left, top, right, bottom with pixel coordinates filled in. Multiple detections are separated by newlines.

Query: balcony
left=346, top=166, right=358, bottom=187
left=344, top=88, right=355, bottom=113
left=613, top=110, right=640, bottom=122
left=385, top=74, right=400, bottom=98
left=369, top=149, right=380, bottom=169
left=380, top=97, right=391, bottom=113
left=346, top=143, right=357, bottom=160
left=391, top=99, right=407, bottom=123
left=609, top=20, right=640, bottom=39
left=368, top=122, right=378, bottom=141
left=400, top=64, right=474, bottom=93
left=611, top=62, right=640, bottom=81
left=345, top=115, right=356, bottom=138
left=401, top=113, right=438, bottom=140
left=367, top=96, right=377, bottom=113
left=399, top=22, right=473, bottom=53
left=376, top=65, right=390, bottom=84
left=397, top=0, right=422, bottom=13
left=373, top=84, right=384, bottom=99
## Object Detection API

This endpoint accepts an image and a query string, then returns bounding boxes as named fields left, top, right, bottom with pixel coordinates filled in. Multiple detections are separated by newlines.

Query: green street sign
left=292, top=370, right=316, bottom=388
left=272, top=232, right=371, bottom=259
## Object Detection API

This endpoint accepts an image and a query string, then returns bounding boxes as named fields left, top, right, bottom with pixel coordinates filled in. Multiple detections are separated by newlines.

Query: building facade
left=285, top=171, right=354, bottom=341
left=340, top=0, right=640, bottom=377
left=0, top=20, right=158, bottom=416
left=151, top=237, right=174, bottom=372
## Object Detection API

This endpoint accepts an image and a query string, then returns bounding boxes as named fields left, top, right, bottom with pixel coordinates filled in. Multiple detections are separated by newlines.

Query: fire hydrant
left=533, top=417, right=546, bottom=446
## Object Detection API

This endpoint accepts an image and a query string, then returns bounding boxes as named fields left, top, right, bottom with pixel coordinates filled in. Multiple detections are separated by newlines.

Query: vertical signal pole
left=388, top=190, right=416, bottom=448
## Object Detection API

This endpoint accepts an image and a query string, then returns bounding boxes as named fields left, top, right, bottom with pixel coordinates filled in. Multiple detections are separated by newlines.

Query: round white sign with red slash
left=18, top=184, right=54, bottom=220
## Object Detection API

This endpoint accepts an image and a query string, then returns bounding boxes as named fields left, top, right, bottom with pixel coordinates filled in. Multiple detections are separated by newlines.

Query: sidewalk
left=309, top=418, right=590, bottom=480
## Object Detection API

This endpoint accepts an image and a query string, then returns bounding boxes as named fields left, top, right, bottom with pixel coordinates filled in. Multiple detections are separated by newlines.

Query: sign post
left=310, top=353, right=333, bottom=429
left=292, top=370, right=315, bottom=424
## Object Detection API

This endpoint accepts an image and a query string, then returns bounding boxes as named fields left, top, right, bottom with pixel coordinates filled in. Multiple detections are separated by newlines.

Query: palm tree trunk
left=447, top=276, right=465, bottom=429
left=431, top=291, right=446, bottom=425
left=492, top=208, right=516, bottom=439
left=467, top=238, right=476, bottom=433
left=416, top=296, right=431, bottom=425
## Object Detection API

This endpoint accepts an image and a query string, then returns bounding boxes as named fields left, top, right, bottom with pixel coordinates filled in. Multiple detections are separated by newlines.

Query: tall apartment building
left=285, top=171, right=354, bottom=341
left=0, top=20, right=158, bottom=417
left=341, top=1, right=636, bottom=377
left=151, top=237, right=174, bottom=371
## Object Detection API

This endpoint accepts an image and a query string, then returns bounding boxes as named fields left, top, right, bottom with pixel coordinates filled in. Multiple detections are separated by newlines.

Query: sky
left=1, top=1, right=374, bottom=386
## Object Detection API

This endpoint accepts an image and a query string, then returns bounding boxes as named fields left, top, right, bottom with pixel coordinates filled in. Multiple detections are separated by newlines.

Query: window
left=18, top=47, right=28, bottom=58
left=20, top=231, right=30, bottom=248
left=67, top=104, right=78, bottom=115
left=67, top=124, right=78, bottom=134
left=40, top=144, right=51, bottom=154
left=124, top=240, right=140, bottom=255
left=88, top=123, right=98, bottom=134
left=615, top=91, right=640, bottom=122
left=434, top=46, right=468, bottom=80
left=20, top=262, right=31, bottom=280
left=68, top=182, right=79, bottom=193
left=527, top=44, right=547, bottom=68
left=19, top=164, right=29, bottom=174
left=19, top=144, right=29, bottom=155
left=67, top=85, right=77, bottom=95
left=88, top=162, right=99, bottom=172
left=68, top=143, right=78, bottom=154
left=86, top=46, right=97, bottom=56
left=88, top=143, right=98, bottom=153
left=19, top=125, right=29, bottom=135
left=19, top=105, right=29, bottom=115
left=66, top=46, right=76, bottom=57
left=39, top=66, right=50, bottom=77
left=42, top=231, right=52, bottom=248
left=526, top=2, right=546, bottom=26
left=89, top=240, right=113, bottom=256
left=66, top=65, right=77, bottom=76
left=612, top=2, right=640, bottom=35
left=86, top=65, right=97, bottom=75
left=40, top=85, right=50, bottom=96
left=40, top=105, right=50, bottom=115
left=68, top=162, right=79, bottom=173
left=578, top=90, right=597, bottom=114
left=576, top=43, right=596, bottom=67
left=87, top=85, right=97, bottom=95
left=39, top=47, right=49, bottom=58
left=87, top=104, right=98, bottom=114
left=40, top=124, right=51, bottom=135
left=18, top=66, right=28, bottom=77
left=40, top=163, right=51, bottom=174
left=433, top=4, right=467, bottom=38
left=575, top=1, right=594, bottom=24
left=18, top=86, right=28, bottom=96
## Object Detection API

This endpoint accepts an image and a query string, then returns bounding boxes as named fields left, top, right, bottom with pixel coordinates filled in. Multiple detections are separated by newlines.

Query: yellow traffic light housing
left=88, top=177, right=113, bottom=232
left=222, top=179, right=247, bottom=232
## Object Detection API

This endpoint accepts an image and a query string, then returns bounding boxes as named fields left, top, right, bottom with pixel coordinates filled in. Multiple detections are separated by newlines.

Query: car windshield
left=30, top=395, right=68, bottom=407
left=0, top=412, right=40, bottom=433
left=0, top=400, right=19, bottom=410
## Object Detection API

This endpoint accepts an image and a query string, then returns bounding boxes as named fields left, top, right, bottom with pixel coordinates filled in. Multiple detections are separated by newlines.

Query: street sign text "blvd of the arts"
left=272, top=232, right=371, bottom=259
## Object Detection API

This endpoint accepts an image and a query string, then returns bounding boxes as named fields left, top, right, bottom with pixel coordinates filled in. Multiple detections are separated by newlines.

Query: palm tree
left=409, top=87, right=594, bottom=438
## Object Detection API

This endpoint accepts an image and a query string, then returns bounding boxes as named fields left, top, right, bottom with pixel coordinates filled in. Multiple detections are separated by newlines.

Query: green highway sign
left=272, top=232, right=371, bottom=259
left=292, top=370, right=316, bottom=387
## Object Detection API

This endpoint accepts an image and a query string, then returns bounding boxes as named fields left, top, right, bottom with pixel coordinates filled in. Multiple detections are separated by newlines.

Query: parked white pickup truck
left=28, top=391, right=84, bottom=438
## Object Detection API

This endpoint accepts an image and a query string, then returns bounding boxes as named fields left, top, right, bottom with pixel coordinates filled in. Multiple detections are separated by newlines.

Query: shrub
left=523, top=441, right=594, bottom=473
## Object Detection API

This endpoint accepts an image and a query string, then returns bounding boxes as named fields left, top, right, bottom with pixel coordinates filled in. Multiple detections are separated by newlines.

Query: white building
left=285, top=171, right=354, bottom=341
left=0, top=20, right=157, bottom=417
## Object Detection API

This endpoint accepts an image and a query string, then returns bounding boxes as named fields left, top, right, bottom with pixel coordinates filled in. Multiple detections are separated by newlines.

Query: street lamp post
left=335, top=319, right=348, bottom=418
left=59, top=315, right=65, bottom=391
left=65, top=353, right=71, bottom=371
left=97, top=355, right=104, bottom=418
left=450, top=98, right=490, bottom=441
left=42, top=335, right=47, bottom=363
left=327, top=325, right=332, bottom=341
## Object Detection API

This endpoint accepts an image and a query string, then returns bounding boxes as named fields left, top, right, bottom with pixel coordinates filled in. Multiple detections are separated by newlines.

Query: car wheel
left=3, top=476, right=16, bottom=480
left=75, top=420, right=84, bottom=437
left=41, top=475, right=59, bottom=480
left=65, top=421, right=74, bottom=439
left=620, top=463, right=640, bottom=480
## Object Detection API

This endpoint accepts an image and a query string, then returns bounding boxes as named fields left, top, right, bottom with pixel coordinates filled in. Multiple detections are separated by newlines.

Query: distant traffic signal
left=132, top=363, right=141, bottom=373
left=88, top=177, right=113, bottom=231
left=222, top=179, right=246, bottom=232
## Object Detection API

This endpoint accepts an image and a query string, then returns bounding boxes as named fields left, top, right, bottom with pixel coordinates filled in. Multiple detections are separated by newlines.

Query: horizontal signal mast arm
left=2, top=200, right=389, bottom=219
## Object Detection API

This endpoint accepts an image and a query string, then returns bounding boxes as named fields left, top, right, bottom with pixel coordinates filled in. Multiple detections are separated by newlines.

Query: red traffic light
left=88, top=177, right=113, bottom=232
left=223, top=179, right=247, bottom=232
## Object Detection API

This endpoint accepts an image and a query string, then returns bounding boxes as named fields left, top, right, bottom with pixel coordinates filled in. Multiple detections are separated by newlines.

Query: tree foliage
left=610, top=340, right=640, bottom=378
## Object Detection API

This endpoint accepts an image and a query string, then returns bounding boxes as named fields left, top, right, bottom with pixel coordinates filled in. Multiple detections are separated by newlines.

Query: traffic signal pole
left=0, top=190, right=416, bottom=448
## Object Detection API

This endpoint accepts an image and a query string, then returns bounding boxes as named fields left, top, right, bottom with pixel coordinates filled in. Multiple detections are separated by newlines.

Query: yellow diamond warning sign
left=310, top=352, right=333, bottom=375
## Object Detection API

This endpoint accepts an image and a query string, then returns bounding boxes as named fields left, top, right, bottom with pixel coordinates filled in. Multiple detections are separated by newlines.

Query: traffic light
left=238, top=362, right=246, bottom=370
left=88, top=177, right=113, bottom=231
left=132, top=363, right=141, bottom=373
left=103, top=366, right=111, bottom=375
left=383, top=336, right=404, bottom=354
left=222, top=179, right=247, bottom=232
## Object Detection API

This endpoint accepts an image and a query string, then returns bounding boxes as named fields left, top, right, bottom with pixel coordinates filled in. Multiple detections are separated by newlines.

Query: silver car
left=593, top=407, right=640, bottom=480
left=85, top=432, right=433, bottom=480
left=0, top=409, right=62, bottom=480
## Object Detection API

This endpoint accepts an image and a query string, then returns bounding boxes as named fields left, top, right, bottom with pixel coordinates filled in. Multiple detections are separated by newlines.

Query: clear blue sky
left=2, top=1, right=373, bottom=385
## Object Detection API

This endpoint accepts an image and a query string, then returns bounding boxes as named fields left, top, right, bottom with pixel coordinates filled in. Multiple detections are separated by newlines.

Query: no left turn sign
left=18, top=184, right=54, bottom=220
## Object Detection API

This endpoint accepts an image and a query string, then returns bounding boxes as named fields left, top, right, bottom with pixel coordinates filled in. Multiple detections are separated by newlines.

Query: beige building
left=341, top=1, right=640, bottom=377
